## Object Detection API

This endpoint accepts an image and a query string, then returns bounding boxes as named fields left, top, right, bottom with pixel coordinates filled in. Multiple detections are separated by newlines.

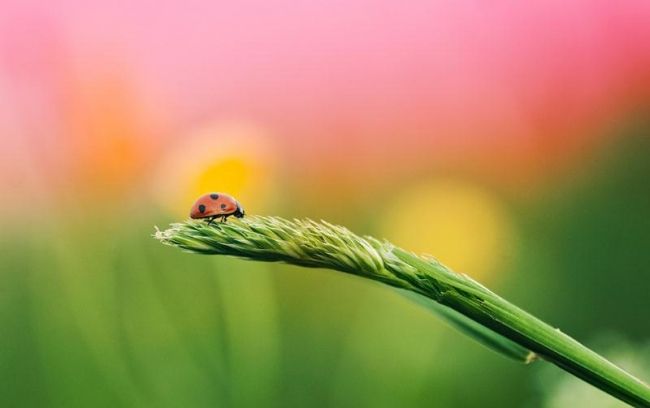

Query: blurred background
left=1, top=1, right=649, bottom=407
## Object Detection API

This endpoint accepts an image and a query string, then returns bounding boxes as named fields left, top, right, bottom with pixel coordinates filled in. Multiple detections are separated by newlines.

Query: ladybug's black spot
left=220, top=203, right=227, bottom=210
left=210, top=193, right=219, bottom=200
left=198, top=204, right=206, bottom=213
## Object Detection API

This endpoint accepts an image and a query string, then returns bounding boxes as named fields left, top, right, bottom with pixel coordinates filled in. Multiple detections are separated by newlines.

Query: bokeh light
left=154, top=121, right=279, bottom=217
left=378, top=179, right=515, bottom=281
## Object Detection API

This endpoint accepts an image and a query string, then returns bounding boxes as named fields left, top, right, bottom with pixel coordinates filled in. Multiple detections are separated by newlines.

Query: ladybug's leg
left=207, top=216, right=216, bottom=226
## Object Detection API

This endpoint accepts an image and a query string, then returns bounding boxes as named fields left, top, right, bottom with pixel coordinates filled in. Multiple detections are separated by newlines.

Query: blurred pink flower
left=1, top=0, right=648, bottom=207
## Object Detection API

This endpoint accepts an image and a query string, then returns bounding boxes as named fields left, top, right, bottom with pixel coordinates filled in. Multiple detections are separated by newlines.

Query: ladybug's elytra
left=190, top=192, right=245, bottom=224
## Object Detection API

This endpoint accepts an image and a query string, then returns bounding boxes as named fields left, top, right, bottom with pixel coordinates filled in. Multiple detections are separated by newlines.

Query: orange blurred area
left=62, top=70, right=153, bottom=196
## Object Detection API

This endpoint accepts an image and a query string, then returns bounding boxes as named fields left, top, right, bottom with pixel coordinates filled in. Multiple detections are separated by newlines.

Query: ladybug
left=190, top=192, right=245, bottom=224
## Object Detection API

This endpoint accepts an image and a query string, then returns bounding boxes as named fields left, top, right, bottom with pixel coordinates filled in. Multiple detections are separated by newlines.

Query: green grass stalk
left=155, top=216, right=650, bottom=407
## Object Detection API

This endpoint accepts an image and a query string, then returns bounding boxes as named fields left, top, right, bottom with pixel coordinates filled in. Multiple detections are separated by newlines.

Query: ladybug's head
left=234, top=205, right=245, bottom=218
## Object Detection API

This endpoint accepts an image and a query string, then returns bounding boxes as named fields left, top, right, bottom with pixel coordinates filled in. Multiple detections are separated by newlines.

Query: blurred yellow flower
left=378, top=179, right=516, bottom=281
left=155, top=121, right=278, bottom=217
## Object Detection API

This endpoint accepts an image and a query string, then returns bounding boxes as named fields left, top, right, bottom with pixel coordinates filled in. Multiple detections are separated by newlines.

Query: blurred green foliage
left=1, top=125, right=649, bottom=407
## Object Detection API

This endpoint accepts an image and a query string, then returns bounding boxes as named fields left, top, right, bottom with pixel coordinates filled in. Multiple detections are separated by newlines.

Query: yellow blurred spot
left=378, top=180, right=515, bottom=281
left=195, top=157, right=252, bottom=196
left=155, top=122, right=278, bottom=217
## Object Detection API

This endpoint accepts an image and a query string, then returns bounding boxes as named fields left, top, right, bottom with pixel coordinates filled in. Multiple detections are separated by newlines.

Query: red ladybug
left=190, top=192, right=245, bottom=224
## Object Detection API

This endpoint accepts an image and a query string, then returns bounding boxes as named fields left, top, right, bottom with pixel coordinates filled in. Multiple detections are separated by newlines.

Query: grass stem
left=155, top=216, right=650, bottom=407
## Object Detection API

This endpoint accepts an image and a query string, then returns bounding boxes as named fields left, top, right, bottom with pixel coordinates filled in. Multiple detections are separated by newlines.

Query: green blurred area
left=1, top=126, right=649, bottom=407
